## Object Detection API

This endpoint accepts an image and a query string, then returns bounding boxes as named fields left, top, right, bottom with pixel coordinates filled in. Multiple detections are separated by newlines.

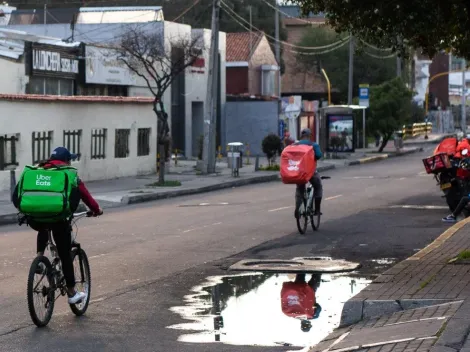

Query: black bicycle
left=296, top=176, right=331, bottom=234
left=25, top=211, right=94, bottom=327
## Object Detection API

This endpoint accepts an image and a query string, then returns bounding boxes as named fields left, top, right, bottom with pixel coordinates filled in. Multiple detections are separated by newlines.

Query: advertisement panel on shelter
left=326, top=114, right=355, bottom=152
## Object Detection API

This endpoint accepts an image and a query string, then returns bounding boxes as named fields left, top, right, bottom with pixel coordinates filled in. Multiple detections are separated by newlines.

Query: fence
left=0, top=135, right=19, bottom=170
left=427, top=110, right=455, bottom=134
left=0, top=95, right=156, bottom=192
left=403, top=123, right=433, bottom=138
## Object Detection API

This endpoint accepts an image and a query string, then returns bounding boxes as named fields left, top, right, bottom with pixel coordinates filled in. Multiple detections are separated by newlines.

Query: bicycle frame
left=43, top=211, right=89, bottom=299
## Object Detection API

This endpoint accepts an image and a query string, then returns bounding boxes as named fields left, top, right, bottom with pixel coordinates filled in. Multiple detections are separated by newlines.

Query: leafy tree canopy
left=296, top=26, right=396, bottom=102
left=292, top=0, right=470, bottom=60
left=368, top=77, right=413, bottom=151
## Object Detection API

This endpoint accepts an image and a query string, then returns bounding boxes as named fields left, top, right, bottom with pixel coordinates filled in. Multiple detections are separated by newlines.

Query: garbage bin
left=227, top=142, right=243, bottom=176
left=394, top=131, right=404, bottom=150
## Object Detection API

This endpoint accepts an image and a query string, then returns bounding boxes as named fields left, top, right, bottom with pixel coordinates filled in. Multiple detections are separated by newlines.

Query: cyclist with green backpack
left=12, top=147, right=103, bottom=304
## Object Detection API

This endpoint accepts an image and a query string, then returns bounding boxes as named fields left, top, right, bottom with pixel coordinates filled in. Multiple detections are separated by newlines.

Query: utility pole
left=347, top=35, right=354, bottom=105
left=274, top=0, right=281, bottom=114
left=462, top=58, right=467, bottom=136
left=44, top=3, right=47, bottom=36
left=396, top=37, right=402, bottom=78
left=249, top=6, right=252, bottom=54
left=202, top=0, right=220, bottom=174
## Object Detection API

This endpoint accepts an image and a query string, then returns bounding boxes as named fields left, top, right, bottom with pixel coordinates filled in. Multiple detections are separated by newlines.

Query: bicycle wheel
left=69, top=248, right=91, bottom=316
left=311, top=212, right=321, bottom=231
left=296, top=199, right=308, bottom=234
left=27, top=256, right=55, bottom=327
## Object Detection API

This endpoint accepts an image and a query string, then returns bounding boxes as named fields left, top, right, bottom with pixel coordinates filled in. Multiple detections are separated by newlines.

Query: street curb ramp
left=340, top=217, right=470, bottom=328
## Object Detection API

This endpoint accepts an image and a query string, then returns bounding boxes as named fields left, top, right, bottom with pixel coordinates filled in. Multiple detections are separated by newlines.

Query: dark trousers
left=35, top=221, right=75, bottom=289
left=453, top=196, right=470, bottom=218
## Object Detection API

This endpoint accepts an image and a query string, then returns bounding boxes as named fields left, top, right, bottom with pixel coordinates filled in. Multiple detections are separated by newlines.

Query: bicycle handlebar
left=73, top=210, right=102, bottom=218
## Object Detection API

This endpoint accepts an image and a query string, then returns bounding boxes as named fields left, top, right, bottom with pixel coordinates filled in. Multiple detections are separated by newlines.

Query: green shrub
left=262, top=133, right=282, bottom=166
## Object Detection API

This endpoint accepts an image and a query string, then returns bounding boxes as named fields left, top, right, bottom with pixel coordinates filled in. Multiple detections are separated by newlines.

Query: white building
left=413, top=53, right=433, bottom=107
left=0, top=6, right=227, bottom=159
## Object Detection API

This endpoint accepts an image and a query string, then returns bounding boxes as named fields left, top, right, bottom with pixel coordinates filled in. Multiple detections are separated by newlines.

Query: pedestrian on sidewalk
left=280, top=273, right=322, bottom=332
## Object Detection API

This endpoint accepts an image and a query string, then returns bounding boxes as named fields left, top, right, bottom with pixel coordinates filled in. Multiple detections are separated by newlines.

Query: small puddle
left=168, top=272, right=371, bottom=350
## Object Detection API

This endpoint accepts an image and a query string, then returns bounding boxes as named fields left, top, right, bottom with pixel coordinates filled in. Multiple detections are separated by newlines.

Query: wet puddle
left=168, top=272, right=371, bottom=350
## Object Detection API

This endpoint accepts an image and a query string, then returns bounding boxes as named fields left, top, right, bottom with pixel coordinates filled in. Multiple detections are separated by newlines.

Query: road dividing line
left=182, top=222, right=222, bottom=233
left=325, top=195, right=343, bottom=201
left=390, top=205, right=448, bottom=210
left=399, top=177, right=406, bottom=180
left=268, top=206, right=292, bottom=212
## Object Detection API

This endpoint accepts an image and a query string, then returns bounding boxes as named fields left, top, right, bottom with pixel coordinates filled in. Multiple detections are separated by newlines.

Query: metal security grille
left=137, top=128, right=151, bottom=156
left=63, top=129, right=82, bottom=160
left=115, top=129, right=130, bottom=158
left=0, top=135, right=19, bottom=170
left=32, top=131, right=53, bottom=164
left=91, top=129, right=107, bottom=159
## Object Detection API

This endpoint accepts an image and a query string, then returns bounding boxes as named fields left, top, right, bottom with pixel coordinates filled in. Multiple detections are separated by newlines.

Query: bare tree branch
left=117, top=26, right=205, bottom=138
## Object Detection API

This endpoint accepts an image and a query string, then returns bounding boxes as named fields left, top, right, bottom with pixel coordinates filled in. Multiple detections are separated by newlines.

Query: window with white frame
left=261, top=66, right=277, bottom=96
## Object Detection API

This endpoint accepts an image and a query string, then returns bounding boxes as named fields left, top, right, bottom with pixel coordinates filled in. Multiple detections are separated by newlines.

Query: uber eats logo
left=36, top=174, right=52, bottom=186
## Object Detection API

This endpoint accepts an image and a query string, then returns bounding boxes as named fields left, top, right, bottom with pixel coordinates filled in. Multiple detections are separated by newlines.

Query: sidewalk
left=0, top=142, right=425, bottom=226
left=310, top=218, right=470, bottom=352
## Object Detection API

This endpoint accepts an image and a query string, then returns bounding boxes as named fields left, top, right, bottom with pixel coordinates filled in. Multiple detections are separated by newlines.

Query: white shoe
left=68, top=291, right=86, bottom=304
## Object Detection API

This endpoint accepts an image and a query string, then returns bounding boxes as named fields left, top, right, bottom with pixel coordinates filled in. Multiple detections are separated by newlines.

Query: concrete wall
left=0, top=95, right=156, bottom=192
left=0, top=57, right=28, bottom=94
left=224, top=100, right=278, bottom=156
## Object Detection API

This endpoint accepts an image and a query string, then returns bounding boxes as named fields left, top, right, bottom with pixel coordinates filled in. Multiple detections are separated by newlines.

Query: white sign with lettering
left=85, top=46, right=136, bottom=86
left=32, top=49, right=79, bottom=74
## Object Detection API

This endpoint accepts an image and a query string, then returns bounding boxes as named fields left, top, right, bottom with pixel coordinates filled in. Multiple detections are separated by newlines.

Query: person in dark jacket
left=13, top=147, right=103, bottom=304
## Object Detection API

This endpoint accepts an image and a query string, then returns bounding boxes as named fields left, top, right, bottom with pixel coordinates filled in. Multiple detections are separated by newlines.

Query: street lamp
left=321, top=68, right=331, bottom=105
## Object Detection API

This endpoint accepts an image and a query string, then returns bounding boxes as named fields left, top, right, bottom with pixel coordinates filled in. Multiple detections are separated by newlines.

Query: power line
left=362, top=51, right=397, bottom=59
left=220, top=0, right=349, bottom=50
left=254, top=0, right=325, bottom=25
left=220, top=4, right=349, bottom=55
left=360, top=39, right=393, bottom=51
left=172, top=0, right=202, bottom=22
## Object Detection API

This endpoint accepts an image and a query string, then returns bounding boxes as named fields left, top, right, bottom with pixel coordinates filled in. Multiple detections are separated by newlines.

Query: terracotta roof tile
left=226, top=32, right=264, bottom=62
left=0, top=94, right=155, bottom=103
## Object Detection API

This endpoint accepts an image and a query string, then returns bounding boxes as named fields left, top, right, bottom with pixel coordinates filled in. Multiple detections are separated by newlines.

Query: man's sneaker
left=68, top=291, right=87, bottom=304
left=442, top=215, right=457, bottom=223
left=35, top=262, right=46, bottom=275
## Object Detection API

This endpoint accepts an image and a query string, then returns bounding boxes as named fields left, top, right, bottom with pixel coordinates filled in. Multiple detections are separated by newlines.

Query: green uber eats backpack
left=16, top=164, right=81, bottom=223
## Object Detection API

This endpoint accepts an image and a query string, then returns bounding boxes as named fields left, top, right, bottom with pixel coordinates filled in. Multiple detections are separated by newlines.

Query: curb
left=123, top=164, right=336, bottom=205
left=340, top=217, right=470, bottom=327
left=345, top=147, right=423, bottom=166
left=0, top=164, right=336, bottom=226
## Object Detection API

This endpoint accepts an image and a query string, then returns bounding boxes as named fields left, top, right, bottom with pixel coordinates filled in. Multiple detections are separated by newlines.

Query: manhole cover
left=230, top=258, right=360, bottom=274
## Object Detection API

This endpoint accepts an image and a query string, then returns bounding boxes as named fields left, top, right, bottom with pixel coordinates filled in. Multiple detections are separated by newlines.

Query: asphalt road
left=0, top=148, right=453, bottom=352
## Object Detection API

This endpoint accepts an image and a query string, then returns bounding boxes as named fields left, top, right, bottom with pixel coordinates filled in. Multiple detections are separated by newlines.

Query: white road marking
left=89, top=253, right=108, bottom=259
left=182, top=222, right=222, bottom=233
left=399, top=177, right=406, bottom=180
left=268, top=206, right=292, bottom=212
left=342, top=176, right=374, bottom=179
left=390, top=205, right=448, bottom=210
left=325, top=194, right=343, bottom=201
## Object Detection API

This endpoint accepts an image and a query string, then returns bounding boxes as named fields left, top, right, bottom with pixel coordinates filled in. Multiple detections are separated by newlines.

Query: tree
left=296, top=26, right=396, bottom=103
left=293, top=0, right=470, bottom=60
left=117, top=26, right=204, bottom=183
left=367, top=77, right=413, bottom=152
left=262, top=133, right=282, bottom=166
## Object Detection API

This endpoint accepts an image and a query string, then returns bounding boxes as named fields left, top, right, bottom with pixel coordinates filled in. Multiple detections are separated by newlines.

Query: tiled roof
left=0, top=94, right=154, bottom=103
left=226, top=32, right=263, bottom=62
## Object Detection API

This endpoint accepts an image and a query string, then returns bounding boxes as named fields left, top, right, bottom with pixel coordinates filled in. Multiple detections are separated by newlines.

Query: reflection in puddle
left=168, top=272, right=371, bottom=350
left=371, top=258, right=396, bottom=265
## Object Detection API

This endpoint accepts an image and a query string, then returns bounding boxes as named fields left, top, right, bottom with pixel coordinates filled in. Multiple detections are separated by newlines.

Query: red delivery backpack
left=280, top=144, right=316, bottom=184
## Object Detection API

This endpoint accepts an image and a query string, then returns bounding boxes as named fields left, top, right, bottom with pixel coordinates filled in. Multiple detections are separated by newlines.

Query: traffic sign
left=359, top=83, right=369, bottom=107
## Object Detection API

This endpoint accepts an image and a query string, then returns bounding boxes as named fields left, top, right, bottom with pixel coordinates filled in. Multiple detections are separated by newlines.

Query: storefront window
left=59, top=79, right=74, bottom=96
left=45, top=77, right=59, bottom=95
left=27, top=77, right=44, bottom=94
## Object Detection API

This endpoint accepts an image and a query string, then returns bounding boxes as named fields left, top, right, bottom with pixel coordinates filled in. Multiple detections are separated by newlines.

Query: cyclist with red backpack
left=292, top=128, right=323, bottom=218
left=12, top=147, right=103, bottom=304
